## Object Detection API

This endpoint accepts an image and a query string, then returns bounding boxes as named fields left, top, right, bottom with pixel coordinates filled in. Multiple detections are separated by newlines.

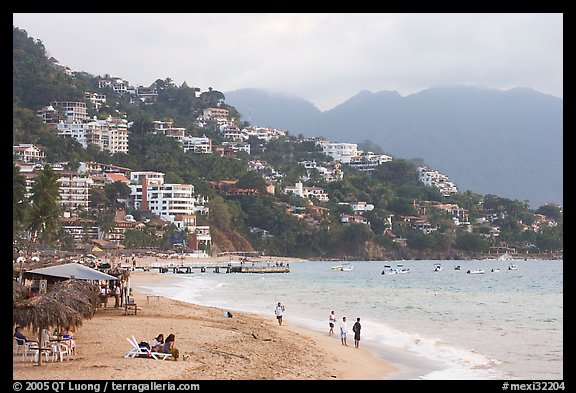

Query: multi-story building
left=57, top=172, right=94, bottom=212
left=36, top=105, right=66, bottom=124
left=322, top=143, right=359, bottom=163
left=284, top=182, right=329, bottom=202
left=56, top=117, right=129, bottom=154
left=61, top=214, right=99, bottom=243
left=203, top=107, right=229, bottom=124
left=348, top=153, right=392, bottom=172
left=84, top=92, right=107, bottom=110
left=50, top=101, right=88, bottom=123
left=182, top=136, right=212, bottom=154
left=13, top=144, right=46, bottom=163
left=418, top=167, right=459, bottom=196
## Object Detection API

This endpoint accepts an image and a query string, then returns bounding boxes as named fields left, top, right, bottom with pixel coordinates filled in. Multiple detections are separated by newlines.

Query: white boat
left=467, top=269, right=485, bottom=274
left=454, top=265, right=461, bottom=270
left=433, top=263, right=443, bottom=272
left=382, top=265, right=397, bottom=275
left=396, top=263, right=410, bottom=273
left=491, top=268, right=501, bottom=273
left=508, top=264, right=518, bottom=270
left=331, top=264, right=343, bottom=270
left=339, top=263, right=354, bottom=271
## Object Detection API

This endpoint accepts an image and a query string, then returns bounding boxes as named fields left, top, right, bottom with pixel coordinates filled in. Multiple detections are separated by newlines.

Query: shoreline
left=13, top=268, right=398, bottom=380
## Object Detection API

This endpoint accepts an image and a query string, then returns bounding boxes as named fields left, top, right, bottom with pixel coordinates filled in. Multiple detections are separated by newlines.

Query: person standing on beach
left=275, top=302, right=285, bottom=326
left=352, top=318, right=361, bottom=348
left=340, top=316, right=348, bottom=346
left=329, top=310, right=336, bottom=335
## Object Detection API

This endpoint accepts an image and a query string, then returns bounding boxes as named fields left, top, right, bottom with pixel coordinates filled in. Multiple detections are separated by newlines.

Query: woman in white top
left=150, top=334, right=164, bottom=353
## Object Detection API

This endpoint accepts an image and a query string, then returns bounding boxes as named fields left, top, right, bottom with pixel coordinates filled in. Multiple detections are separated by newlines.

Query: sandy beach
left=13, top=258, right=397, bottom=380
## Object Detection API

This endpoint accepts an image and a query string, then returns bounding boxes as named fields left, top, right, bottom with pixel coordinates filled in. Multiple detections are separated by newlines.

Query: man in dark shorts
left=353, top=317, right=361, bottom=348
left=329, top=310, right=336, bottom=335
left=275, top=302, right=285, bottom=326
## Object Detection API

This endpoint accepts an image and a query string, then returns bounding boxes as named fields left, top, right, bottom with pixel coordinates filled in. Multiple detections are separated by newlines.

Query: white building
left=182, top=136, right=212, bottom=154
left=348, top=153, right=392, bottom=172
left=284, top=182, right=329, bottom=202
left=203, top=108, right=229, bottom=124
left=58, top=173, right=94, bottom=212
left=13, top=144, right=46, bottom=163
left=322, top=143, right=359, bottom=163
left=56, top=116, right=129, bottom=154
left=128, top=171, right=209, bottom=223
left=50, top=101, right=88, bottom=123
left=418, top=167, right=459, bottom=197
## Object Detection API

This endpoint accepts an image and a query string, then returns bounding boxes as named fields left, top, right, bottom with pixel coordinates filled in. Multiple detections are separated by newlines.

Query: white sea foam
left=133, top=259, right=563, bottom=380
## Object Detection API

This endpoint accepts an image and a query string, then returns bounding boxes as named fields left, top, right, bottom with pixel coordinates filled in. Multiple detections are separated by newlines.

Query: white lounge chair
left=124, top=336, right=150, bottom=358
left=125, top=336, right=170, bottom=360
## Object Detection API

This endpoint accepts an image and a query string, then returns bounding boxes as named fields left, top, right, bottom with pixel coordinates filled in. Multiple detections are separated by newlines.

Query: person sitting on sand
left=151, top=334, right=164, bottom=352
left=162, top=334, right=179, bottom=361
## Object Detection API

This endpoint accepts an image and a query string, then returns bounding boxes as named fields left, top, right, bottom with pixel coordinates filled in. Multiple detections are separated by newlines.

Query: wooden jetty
left=135, top=263, right=289, bottom=274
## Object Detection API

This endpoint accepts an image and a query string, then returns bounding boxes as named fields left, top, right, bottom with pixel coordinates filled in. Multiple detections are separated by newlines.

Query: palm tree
left=26, top=164, right=62, bottom=250
left=13, top=163, right=28, bottom=236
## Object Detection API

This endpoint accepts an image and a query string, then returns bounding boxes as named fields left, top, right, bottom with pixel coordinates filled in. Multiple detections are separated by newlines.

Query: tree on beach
left=26, top=164, right=62, bottom=249
left=13, top=163, right=29, bottom=236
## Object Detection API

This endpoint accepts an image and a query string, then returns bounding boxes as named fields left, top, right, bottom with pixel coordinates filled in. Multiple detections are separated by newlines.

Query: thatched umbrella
left=13, top=280, right=29, bottom=303
left=13, top=279, right=99, bottom=366
left=46, top=279, right=99, bottom=318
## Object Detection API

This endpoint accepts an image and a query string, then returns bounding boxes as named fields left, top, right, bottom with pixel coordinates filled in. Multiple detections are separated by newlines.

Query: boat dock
left=133, top=263, right=289, bottom=274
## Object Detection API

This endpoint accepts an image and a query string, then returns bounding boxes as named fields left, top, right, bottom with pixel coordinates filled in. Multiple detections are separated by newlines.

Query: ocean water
left=135, top=259, right=563, bottom=380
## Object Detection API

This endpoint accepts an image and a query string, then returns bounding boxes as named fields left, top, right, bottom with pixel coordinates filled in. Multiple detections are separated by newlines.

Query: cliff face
left=210, top=227, right=255, bottom=255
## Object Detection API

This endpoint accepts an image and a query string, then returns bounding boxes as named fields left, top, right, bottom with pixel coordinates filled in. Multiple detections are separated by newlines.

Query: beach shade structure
left=13, top=280, right=29, bottom=303
left=13, top=278, right=99, bottom=366
left=13, top=295, right=84, bottom=366
left=46, top=278, right=100, bottom=319
left=24, top=262, right=119, bottom=283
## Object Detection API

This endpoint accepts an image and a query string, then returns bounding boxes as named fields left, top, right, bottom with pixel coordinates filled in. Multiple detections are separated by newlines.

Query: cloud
left=13, top=13, right=562, bottom=111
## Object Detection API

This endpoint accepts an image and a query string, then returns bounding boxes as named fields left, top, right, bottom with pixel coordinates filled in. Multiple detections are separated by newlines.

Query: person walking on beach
left=352, top=318, right=361, bottom=348
left=275, top=302, right=285, bottom=326
left=340, top=316, right=348, bottom=346
left=329, top=310, right=337, bottom=335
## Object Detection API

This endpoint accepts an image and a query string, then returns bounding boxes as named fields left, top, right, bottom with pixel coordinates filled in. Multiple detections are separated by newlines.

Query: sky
left=13, top=13, right=563, bottom=112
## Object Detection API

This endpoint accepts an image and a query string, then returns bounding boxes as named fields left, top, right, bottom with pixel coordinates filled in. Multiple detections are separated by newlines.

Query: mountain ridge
left=225, top=86, right=563, bottom=209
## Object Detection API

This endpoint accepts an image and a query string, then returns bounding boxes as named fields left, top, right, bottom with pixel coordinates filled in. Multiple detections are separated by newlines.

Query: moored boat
left=467, top=269, right=485, bottom=274
left=508, top=264, right=518, bottom=270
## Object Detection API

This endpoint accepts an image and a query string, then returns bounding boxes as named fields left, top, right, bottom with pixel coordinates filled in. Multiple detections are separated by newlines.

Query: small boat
left=433, top=263, right=443, bottom=272
left=454, top=265, right=461, bottom=270
left=382, top=265, right=397, bottom=275
left=396, top=263, right=410, bottom=273
left=491, top=268, right=500, bottom=273
left=331, top=264, right=343, bottom=270
left=340, top=263, right=353, bottom=271
left=467, top=269, right=485, bottom=274
left=508, top=264, right=518, bottom=270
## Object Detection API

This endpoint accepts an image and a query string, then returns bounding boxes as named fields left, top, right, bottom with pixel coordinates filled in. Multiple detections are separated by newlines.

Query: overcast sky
left=13, top=13, right=563, bottom=111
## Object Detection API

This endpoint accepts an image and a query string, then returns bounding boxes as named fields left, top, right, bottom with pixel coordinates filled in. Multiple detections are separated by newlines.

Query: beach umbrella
left=13, top=295, right=84, bottom=366
left=24, top=262, right=119, bottom=282
left=13, top=281, right=29, bottom=303
left=13, top=279, right=98, bottom=366
left=46, top=278, right=99, bottom=319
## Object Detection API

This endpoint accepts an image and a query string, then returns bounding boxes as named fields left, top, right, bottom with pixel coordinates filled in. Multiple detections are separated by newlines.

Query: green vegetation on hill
left=12, top=26, right=563, bottom=259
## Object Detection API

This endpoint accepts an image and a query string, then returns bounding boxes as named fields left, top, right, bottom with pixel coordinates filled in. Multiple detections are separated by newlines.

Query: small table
left=147, top=295, right=160, bottom=307
left=125, top=302, right=137, bottom=315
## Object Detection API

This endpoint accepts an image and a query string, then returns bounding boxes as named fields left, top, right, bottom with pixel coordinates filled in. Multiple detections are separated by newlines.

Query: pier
left=133, top=262, right=290, bottom=274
